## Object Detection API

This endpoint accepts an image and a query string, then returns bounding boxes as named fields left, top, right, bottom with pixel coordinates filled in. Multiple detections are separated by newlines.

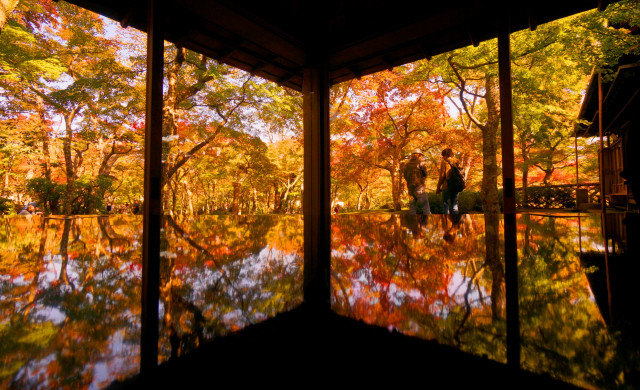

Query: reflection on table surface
left=330, top=212, right=639, bottom=389
left=1, top=212, right=637, bottom=389
left=0, top=215, right=303, bottom=389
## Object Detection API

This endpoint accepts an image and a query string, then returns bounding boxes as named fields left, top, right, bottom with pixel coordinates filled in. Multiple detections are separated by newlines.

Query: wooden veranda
left=59, top=0, right=617, bottom=381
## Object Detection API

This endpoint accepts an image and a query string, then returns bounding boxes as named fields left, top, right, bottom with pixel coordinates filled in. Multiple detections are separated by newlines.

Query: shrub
left=0, top=197, right=14, bottom=214
left=26, top=175, right=114, bottom=215
left=521, top=186, right=575, bottom=208
left=427, top=190, right=483, bottom=214
left=458, top=191, right=483, bottom=213
left=26, top=178, right=65, bottom=214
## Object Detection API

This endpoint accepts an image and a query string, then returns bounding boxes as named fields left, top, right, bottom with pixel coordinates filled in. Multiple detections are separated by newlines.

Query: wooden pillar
left=498, top=11, right=520, bottom=369
left=598, top=72, right=606, bottom=212
left=575, top=134, right=580, bottom=207
left=597, top=72, right=613, bottom=322
left=141, top=0, right=163, bottom=374
left=302, top=57, right=331, bottom=310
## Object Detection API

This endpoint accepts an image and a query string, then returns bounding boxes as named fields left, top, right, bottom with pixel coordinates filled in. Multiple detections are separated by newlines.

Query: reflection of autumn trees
left=517, top=215, right=620, bottom=389
left=1, top=215, right=304, bottom=385
left=0, top=216, right=141, bottom=389
left=1, top=214, right=627, bottom=388
left=331, top=214, right=499, bottom=347
left=158, top=215, right=303, bottom=361
left=331, top=213, right=624, bottom=388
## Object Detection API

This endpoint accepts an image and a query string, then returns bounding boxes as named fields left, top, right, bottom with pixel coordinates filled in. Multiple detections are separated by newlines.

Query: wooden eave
left=576, top=63, right=640, bottom=137
left=64, top=0, right=612, bottom=91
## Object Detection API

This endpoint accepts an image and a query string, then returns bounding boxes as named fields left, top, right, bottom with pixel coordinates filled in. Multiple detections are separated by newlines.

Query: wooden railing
left=516, top=183, right=600, bottom=209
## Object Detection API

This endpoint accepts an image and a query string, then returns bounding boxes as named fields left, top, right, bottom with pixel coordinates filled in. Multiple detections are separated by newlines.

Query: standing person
left=403, top=149, right=430, bottom=215
left=436, top=148, right=464, bottom=214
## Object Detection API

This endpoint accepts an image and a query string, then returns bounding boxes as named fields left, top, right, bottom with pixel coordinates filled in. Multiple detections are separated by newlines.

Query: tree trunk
left=161, top=47, right=185, bottom=192
left=252, top=186, right=257, bottom=213
left=2, top=154, right=13, bottom=196
left=63, top=112, right=76, bottom=215
left=522, top=167, right=529, bottom=207
left=231, top=181, right=241, bottom=214
left=273, top=184, right=281, bottom=213
left=542, top=168, right=553, bottom=185
left=484, top=212, right=504, bottom=320
left=481, top=74, right=501, bottom=214
left=520, top=144, right=530, bottom=207
left=390, top=158, right=403, bottom=211
left=58, top=218, right=73, bottom=288
left=35, top=96, right=51, bottom=181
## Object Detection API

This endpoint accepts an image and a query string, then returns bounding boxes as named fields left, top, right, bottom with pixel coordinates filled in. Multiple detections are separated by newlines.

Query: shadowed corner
left=108, top=303, right=580, bottom=389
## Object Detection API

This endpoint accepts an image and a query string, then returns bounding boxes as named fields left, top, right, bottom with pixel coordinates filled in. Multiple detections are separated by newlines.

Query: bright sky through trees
left=0, top=0, right=638, bottom=215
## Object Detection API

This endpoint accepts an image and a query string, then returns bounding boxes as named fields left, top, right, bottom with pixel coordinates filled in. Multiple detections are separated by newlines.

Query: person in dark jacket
left=403, top=149, right=430, bottom=215
left=436, top=148, right=462, bottom=214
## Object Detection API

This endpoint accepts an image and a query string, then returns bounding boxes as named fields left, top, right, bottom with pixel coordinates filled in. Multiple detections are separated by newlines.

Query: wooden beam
left=302, top=57, right=331, bottom=310
left=467, top=31, right=480, bottom=47
left=381, top=56, right=395, bottom=71
left=575, top=133, right=580, bottom=207
left=120, top=7, right=135, bottom=28
left=498, top=8, right=520, bottom=370
left=250, top=61, right=267, bottom=73
left=347, top=66, right=362, bottom=79
left=527, top=10, right=538, bottom=31
left=418, top=43, right=432, bottom=61
left=141, top=0, right=163, bottom=375
left=277, top=73, right=295, bottom=84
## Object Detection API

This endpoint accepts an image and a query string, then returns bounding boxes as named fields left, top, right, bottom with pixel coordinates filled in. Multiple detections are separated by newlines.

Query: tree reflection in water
left=0, top=213, right=632, bottom=388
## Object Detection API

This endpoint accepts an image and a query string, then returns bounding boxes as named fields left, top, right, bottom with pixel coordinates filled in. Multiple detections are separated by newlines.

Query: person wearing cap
left=403, top=149, right=431, bottom=215
left=18, top=202, right=40, bottom=215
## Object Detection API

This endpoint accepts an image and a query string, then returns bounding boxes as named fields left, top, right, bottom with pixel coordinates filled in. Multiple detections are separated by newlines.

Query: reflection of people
left=18, top=202, right=41, bottom=215
left=132, top=200, right=141, bottom=215
left=401, top=214, right=429, bottom=238
left=436, top=148, right=462, bottom=214
left=403, top=149, right=430, bottom=215
left=334, top=205, right=340, bottom=214
left=443, top=213, right=462, bottom=243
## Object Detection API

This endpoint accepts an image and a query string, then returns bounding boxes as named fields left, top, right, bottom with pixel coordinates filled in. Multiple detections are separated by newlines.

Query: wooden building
left=43, top=0, right=619, bottom=384
left=575, top=52, right=640, bottom=209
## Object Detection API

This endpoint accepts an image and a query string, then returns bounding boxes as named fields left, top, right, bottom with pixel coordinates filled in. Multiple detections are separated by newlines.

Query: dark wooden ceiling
left=64, top=0, right=613, bottom=91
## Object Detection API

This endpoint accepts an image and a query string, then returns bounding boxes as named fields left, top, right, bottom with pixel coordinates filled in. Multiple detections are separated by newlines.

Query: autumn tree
left=0, top=0, right=142, bottom=214
left=159, top=44, right=303, bottom=214
left=331, top=67, right=449, bottom=211
left=0, top=0, right=19, bottom=33
left=423, top=1, right=640, bottom=213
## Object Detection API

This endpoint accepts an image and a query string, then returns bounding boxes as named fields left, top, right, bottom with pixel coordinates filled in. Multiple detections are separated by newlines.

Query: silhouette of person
left=403, top=149, right=430, bottom=215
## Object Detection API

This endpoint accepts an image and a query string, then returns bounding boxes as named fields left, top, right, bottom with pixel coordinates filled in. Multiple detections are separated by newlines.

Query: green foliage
left=26, top=176, right=113, bottom=215
left=458, top=191, right=484, bottom=213
left=520, top=186, right=576, bottom=209
left=0, top=198, right=13, bottom=214
left=427, top=191, right=483, bottom=214
left=26, top=177, right=65, bottom=214
left=71, top=175, right=113, bottom=214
